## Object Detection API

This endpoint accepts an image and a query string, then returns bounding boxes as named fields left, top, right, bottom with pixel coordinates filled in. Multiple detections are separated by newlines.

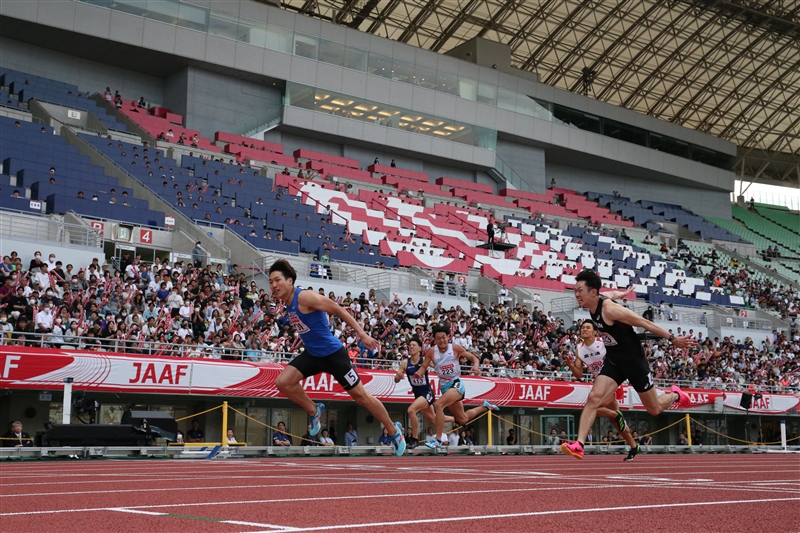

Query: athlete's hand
left=471, top=364, right=480, bottom=375
left=670, top=335, right=698, bottom=350
left=564, top=353, right=575, bottom=365
left=360, top=333, right=380, bottom=351
left=412, top=371, right=424, bottom=380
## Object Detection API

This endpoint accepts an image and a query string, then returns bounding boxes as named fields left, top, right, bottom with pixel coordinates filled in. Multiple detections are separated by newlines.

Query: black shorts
left=289, top=347, right=361, bottom=391
left=599, top=357, right=654, bottom=393
left=413, top=389, right=435, bottom=405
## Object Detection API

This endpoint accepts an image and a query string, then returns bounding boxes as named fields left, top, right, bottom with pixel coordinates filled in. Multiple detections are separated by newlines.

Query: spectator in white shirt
left=35, top=303, right=55, bottom=333
left=35, top=265, right=51, bottom=291
left=46, top=253, right=57, bottom=271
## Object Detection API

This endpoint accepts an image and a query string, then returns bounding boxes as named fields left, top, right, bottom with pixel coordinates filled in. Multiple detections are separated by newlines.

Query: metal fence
left=0, top=209, right=103, bottom=249
left=4, top=331, right=795, bottom=394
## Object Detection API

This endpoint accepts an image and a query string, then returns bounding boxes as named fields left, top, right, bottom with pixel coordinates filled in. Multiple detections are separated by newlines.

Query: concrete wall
left=182, top=67, right=282, bottom=138
left=0, top=36, right=164, bottom=104
left=546, top=163, right=733, bottom=220
left=496, top=139, right=547, bottom=193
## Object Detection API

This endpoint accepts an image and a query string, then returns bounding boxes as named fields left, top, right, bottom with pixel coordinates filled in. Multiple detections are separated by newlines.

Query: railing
left=4, top=331, right=796, bottom=394
left=708, top=314, right=773, bottom=331
left=367, top=270, right=469, bottom=299
left=493, top=153, right=538, bottom=193
left=255, top=253, right=370, bottom=286
left=0, top=209, right=103, bottom=249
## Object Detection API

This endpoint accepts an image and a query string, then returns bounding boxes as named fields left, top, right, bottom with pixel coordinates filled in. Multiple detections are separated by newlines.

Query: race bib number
left=288, top=313, right=310, bottom=334
left=410, top=376, right=426, bottom=387
left=588, top=362, right=604, bottom=377
left=440, top=363, right=456, bottom=377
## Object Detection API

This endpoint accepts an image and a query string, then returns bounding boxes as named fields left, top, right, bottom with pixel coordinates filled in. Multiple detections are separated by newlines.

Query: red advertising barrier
left=1, top=347, right=797, bottom=413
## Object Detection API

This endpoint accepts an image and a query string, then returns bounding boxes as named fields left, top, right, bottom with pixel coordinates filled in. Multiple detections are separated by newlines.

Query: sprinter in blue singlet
left=269, top=259, right=405, bottom=456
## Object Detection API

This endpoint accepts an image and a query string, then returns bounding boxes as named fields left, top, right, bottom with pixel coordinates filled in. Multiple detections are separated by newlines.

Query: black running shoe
left=624, top=444, right=640, bottom=461
left=615, top=409, right=627, bottom=433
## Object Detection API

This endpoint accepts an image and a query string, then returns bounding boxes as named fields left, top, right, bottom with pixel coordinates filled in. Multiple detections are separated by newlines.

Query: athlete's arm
left=566, top=349, right=584, bottom=380
left=601, top=286, right=635, bottom=301
left=454, top=345, right=480, bottom=374
left=413, top=347, right=435, bottom=379
left=394, top=358, right=408, bottom=383
left=298, top=290, right=379, bottom=351
left=603, top=299, right=698, bottom=350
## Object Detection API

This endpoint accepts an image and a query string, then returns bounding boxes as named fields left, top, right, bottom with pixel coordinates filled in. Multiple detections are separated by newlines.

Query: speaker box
left=740, top=392, right=752, bottom=410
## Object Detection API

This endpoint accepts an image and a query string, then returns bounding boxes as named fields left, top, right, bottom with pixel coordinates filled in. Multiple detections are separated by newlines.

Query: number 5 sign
left=138, top=229, right=153, bottom=244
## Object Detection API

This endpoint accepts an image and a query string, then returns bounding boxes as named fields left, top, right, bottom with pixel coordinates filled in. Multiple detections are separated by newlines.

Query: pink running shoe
left=671, top=385, right=692, bottom=408
left=561, top=441, right=584, bottom=459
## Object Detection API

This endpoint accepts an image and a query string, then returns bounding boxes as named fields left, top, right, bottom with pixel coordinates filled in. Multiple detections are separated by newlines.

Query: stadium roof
left=279, top=0, right=800, bottom=183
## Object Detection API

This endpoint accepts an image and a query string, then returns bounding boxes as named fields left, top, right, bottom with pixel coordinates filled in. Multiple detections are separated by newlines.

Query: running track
left=1, top=455, right=798, bottom=532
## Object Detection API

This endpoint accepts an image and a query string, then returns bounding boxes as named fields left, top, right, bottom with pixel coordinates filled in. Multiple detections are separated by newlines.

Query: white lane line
left=238, top=497, right=800, bottom=533
left=0, top=476, right=545, bottom=498
left=222, top=520, right=298, bottom=531
left=107, top=508, right=165, bottom=516
left=4, top=482, right=797, bottom=518
left=106, top=508, right=297, bottom=530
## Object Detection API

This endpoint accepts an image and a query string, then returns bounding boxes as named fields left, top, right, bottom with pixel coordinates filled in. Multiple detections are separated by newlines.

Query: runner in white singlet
left=413, top=325, right=499, bottom=449
left=567, top=319, right=640, bottom=461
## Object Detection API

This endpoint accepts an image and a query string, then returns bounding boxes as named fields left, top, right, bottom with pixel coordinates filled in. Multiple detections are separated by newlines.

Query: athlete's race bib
left=288, top=313, right=310, bottom=334
left=440, top=363, right=456, bottom=378
left=410, top=376, right=427, bottom=387
left=587, top=361, right=604, bottom=377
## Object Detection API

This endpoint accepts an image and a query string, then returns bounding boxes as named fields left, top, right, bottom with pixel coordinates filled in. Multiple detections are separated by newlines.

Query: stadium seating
left=732, top=205, right=799, bottom=257
left=1, top=68, right=127, bottom=131
left=588, top=192, right=743, bottom=242
left=0, top=117, right=163, bottom=226
left=755, top=204, right=800, bottom=236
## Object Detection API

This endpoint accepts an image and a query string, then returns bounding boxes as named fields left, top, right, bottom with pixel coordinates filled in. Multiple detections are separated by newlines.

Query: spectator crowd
left=0, top=247, right=797, bottom=394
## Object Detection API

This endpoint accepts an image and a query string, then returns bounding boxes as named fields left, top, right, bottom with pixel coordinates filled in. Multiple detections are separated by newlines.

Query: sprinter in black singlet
left=562, top=270, right=697, bottom=459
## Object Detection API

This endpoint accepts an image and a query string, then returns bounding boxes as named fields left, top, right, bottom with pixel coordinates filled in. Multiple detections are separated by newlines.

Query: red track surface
left=2, top=454, right=799, bottom=532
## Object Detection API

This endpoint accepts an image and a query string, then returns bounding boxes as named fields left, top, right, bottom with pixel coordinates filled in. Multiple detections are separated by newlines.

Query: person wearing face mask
left=0, top=313, right=13, bottom=342
left=29, top=251, right=45, bottom=273
left=48, top=317, right=66, bottom=347
left=35, top=303, right=55, bottom=337
left=41, top=288, right=61, bottom=307
left=46, top=254, right=57, bottom=271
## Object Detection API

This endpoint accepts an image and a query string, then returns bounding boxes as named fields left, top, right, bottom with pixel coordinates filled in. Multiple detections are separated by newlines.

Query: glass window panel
left=318, top=39, right=346, bottom=67
left=476, top=82, right=496, bottom=106
left=516, top=94, right=536, bottom=117
left=367, top=53, right=392, bottom=79
left=497, top=88, right=516, bottom=111
left=238, top=18, right=267, bottom=47
left=532, top=98, right=553, bottom=121
left=343, top=46, right=367, bottom=72
left=265, top=24, right=293, bottom=54
left=458, top=77, right=477, bottom=101
left=146, top=0, right=178, bottom=24
left=81, top=0, right=112, bottom=7
left=176, top=1, right=208, bottom=32
left=391, top=58, right=414, bottom=84
left=113, top=0, right=147, bottom=17
left=293, top=33, right=319, bottom=60
left=436, top=70, right=458, bottom=95
left=414, top=65, right=437, bottom=89
left=209, top=11, right=241, bottom=40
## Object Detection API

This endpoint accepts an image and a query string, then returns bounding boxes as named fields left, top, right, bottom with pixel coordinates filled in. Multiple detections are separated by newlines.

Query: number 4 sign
left=139, top=229, right=153, bottom=244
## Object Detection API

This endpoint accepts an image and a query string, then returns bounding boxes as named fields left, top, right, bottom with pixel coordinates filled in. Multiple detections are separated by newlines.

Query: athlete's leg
left=347, top=382, right=400, bottom=436
left=576, top=375, right=619, bottom=445
left=601, top=398, right=637, bottom=448
left=407, top=396, right=430, bottom=437
left=275, top=366, right=316, bottom=415
left=420, top=404, right=454, bottom=426
left=434, top=388, right=463, bottom=439
left=462, top=403, right=489, bottom=423
left=638, top=387, right=679, bottom=416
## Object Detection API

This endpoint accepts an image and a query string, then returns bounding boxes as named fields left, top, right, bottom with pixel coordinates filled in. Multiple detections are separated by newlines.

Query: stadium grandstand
left=0, top=0, right=798, bottom=467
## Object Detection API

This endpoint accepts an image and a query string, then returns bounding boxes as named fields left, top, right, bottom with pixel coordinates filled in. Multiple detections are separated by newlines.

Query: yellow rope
left=499, top=414, right=685, bottom=445
left=175, top=404, right=223, bottom=422
left=688, top=417, right=800, bottom=445
left=228, top=406, right=334, bottom=447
